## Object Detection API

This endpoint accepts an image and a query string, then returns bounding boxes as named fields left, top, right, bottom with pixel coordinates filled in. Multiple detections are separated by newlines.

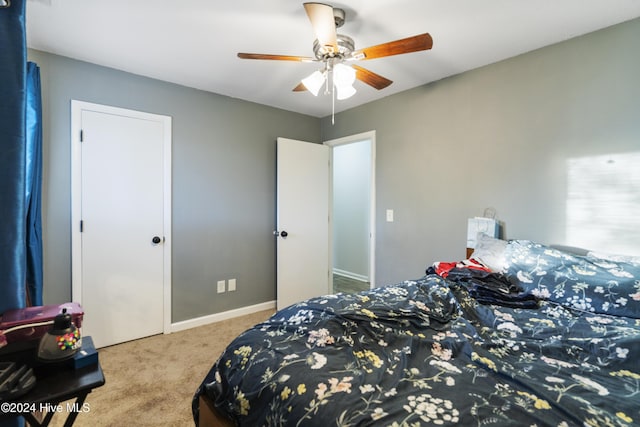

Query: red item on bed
left=432, top=258, right=491, bottom=278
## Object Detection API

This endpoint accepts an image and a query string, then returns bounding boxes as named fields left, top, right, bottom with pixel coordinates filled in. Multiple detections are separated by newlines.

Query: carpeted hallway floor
left=48, top=309, right=274, bottom=427
left=332, top=273, right=369, bottom=294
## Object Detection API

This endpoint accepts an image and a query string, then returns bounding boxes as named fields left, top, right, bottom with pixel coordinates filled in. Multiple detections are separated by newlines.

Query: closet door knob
left=152, top=236, right=162, bottom=244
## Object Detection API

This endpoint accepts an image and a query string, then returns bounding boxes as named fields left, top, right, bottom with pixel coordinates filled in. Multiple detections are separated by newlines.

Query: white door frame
left=324, top=130, right=376, bottom=288
left=70, top=100, right=172, bottom=334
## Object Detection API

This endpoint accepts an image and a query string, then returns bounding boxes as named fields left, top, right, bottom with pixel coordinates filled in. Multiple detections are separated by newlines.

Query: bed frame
left=196, top=240, right=640, bottom=427
left=199, top=394, right=235, bottom=427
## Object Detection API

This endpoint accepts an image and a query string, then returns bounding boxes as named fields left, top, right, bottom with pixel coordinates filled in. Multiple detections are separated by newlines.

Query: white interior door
left=71, top=101, right=171, bottom=348
left=276, top=138, right=330, bottom=309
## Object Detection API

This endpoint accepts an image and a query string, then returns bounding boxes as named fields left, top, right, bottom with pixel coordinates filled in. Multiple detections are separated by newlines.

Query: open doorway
left=325, top=131, right=375, bottom=294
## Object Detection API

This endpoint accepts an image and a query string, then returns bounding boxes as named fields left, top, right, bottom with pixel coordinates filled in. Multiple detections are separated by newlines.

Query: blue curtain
left=0, top=0, right=28, bottom=314
left=0, top=13, right=44, bottom=308
left=1, top=1, right=39, bottom=425
left=25, top=62, right=43, bottom=307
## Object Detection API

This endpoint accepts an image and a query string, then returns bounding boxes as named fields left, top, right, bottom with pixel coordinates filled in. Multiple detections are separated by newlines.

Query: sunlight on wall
left=567, top=151, right=640, bottom=256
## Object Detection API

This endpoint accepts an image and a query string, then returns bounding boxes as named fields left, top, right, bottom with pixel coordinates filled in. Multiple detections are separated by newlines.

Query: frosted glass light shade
left=336, top=84, right=356, bottom=100
left=333, top=63, right=356, bottom=86
left=333, top=64, right=356, bottom=100
left=302, top=70, right=325, bottom=96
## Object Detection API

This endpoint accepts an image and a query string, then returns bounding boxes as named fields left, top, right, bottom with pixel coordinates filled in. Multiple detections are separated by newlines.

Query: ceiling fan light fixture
left=333, top=63, right=356, bottom=87
left=333, top=63, right=356, bottom=100
left=302, top=70, right=326, bottom=96
left=336, top=84, right=356, bottom=100
left=238, top=4, right=434, bottom=112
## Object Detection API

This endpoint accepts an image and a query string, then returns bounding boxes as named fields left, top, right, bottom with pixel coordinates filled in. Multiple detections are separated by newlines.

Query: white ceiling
left=26, top=0, right=640, bottom=118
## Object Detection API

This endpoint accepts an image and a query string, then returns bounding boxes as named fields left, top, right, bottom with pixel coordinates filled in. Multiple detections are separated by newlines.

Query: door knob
left=152, top=236, right=162, bottom=244
left=273, top=230, right=288, bottom=238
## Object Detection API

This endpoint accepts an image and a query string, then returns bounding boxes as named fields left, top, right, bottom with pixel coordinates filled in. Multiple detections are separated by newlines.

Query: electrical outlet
left=386, top=209, right=394, bottom=222
left=217, top=280, right=226, bottom=293
left=228, top=278, right=236, bottom=292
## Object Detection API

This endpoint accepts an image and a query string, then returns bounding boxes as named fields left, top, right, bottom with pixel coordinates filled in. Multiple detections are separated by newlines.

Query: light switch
left=386, top=209, right=394, bottom=222
left=217, top=280, right=225, bottom=293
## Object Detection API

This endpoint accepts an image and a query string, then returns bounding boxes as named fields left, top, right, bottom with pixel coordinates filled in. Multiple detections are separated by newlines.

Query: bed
left=192, top=236, right=640, bottom=426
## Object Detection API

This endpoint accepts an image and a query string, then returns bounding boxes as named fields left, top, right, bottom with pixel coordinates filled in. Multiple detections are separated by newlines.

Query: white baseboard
left=333, top=268, right=369, bottom=282
left=169, top=300, right=276, bottom=333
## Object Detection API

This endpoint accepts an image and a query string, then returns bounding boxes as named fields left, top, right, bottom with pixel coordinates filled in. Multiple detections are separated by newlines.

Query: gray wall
left=30, top=17, right=640, bottom=322
left=28, top=50, right=319, bottom=322
left=321, top=18, right=640, bottom=286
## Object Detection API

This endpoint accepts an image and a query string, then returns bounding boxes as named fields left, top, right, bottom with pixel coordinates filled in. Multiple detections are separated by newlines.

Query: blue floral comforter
left=193, top=244, right=640, bottom=426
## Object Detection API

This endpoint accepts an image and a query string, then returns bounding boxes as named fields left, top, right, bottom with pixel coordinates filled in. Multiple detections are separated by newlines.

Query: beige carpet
left=48, top=309, right=274, bottom=427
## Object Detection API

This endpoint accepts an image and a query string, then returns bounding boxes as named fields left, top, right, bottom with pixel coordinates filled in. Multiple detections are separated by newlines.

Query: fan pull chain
left=330, top=66, right=336, bottom=125
left=332, top=83, right=335, bottom=125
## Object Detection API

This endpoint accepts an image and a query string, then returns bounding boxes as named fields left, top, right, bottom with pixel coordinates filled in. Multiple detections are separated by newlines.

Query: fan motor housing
left=313, top=34, right=354, bottom=60
left=333, top=8, right=345, bottom=28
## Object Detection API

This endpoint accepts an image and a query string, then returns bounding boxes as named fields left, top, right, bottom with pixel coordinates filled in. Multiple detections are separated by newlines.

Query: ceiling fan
left=237, top=2, right=433, bottom=101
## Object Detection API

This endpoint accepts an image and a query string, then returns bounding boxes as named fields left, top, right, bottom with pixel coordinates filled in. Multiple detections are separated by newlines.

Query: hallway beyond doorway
left=333, top=273, right=369, bottom=294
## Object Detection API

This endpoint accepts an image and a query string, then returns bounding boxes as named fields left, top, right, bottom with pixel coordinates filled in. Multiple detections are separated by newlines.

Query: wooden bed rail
left=199, top=394, right=235, bottom=427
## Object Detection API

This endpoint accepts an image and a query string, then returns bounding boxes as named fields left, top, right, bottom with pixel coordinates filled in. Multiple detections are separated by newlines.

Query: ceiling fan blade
left=352, top=65, right=392, bottom=90
left=292, top=82, right=307, bottom=92
left=303, top=2, right=338, bottom=55
left=353, top=33, right=433, bottom=60
left=238, top=53, right=314, bottom=62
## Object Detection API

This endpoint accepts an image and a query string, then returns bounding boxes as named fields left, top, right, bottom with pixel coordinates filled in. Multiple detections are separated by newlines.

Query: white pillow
left=471, top=233, right=508, bottom=272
